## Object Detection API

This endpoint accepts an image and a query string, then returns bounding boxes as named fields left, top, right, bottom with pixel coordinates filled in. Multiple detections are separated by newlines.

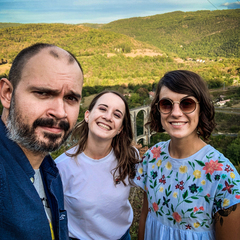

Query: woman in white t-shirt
left=55, top=90, right=140, bottom=240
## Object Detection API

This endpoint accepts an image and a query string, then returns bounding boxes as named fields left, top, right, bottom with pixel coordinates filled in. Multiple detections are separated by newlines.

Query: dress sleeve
left=212, top=153, right=240, bottom=215
left=133, top=150, right=150, bottom=191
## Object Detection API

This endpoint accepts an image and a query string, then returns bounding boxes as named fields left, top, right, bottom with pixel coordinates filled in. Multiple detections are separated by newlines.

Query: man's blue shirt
left=0, top=118, right=69, bottom=239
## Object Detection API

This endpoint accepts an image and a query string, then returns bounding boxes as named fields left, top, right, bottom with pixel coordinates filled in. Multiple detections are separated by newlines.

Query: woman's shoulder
left=193, top=144, right=238, bottom=176
left=144, top=141, right=169, bottom=156
left=54, top=146, right=79, bottom=165
left=198, top=144, right=230, bottom=162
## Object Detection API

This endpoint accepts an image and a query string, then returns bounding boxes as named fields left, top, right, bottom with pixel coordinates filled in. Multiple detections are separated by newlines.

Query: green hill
left=0, top=10, right=239, bottom=88
left=0, top=23, right=171, bottom=86
left=101, top=9, right=240, bottom=58
left=0, top=23, right=146, bottom=60
left=0, top=23, right=22, bottom=29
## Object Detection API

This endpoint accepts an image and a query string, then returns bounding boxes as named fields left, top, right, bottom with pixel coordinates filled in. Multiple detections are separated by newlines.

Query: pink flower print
left=203, top=160, right=223, bottom=175
left=206, top=193, right=210, bottom=198
left=235, top=195, right=240, bottom=199
left=137, top=176, right=141, bottom=180
left=152, top=202, right=159, bottom=212
left=199, top=206, right=204, bottom=211
left=151, top=146, right=161, bottom=159
left=193, top=207, right=198, bottom=212
left=175, top=184, right=180, bottom=189
left=172, top=212, right=182, bottom=223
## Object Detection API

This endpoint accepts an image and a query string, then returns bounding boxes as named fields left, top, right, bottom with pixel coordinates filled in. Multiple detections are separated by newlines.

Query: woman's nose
left=103, top=111, right=112, bottom=121
left=171, top=102, right=183, bottom=117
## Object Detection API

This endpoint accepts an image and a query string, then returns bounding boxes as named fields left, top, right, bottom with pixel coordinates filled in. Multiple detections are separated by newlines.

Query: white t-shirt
left=55, top=148, right=133, bottom=240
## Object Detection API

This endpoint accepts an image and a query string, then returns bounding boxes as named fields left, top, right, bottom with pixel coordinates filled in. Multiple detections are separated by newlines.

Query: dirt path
left=107, top=48, right=163, bottom=58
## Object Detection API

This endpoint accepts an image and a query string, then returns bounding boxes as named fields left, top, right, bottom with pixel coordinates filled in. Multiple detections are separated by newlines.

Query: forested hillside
left=0, top=23, right=153, bottom=61
left=101, top=9, right=240, bottom=58
left=0, top=9, right=239, bottom=88
left=0, top=23, right=22, bottom=29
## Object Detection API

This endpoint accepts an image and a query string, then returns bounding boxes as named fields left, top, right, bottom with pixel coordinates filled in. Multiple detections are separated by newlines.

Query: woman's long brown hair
left=67, top=90, right=140, bottom=185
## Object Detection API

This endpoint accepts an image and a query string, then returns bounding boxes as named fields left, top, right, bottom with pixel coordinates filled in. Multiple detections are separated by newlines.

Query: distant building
left=216, top=99, right=230, bottom=106
left=149, top=91, right=155, bottom=99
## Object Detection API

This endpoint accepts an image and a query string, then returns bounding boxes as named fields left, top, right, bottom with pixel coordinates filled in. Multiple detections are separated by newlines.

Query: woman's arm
left=138, top=192, right=148, bottom=240
left=214, top=203, right=240, bottom=240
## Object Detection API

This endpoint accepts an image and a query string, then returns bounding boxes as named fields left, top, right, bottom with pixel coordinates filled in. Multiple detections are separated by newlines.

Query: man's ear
left=0, top=78, right=13, bottom=109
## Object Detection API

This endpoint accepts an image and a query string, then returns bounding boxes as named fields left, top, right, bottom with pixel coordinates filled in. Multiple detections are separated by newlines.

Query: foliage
left=0, top=23, right=22, bottom=29
left=0, top=15, right=240, bottom=89
left=0, top=23, right=153, bottom=63
left=102, top=9, right=240, bottom=58
left=150, top=132, right=171, bottom=145
left=214, top=113, right=240, bottom=132
left=226, top=135, right=240, bottom=166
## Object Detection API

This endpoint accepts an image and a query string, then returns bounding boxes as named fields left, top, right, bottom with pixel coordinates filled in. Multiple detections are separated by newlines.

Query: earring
left=197, top=128, right=200, bottom=135
left=86, top=119, right=88, bottom=123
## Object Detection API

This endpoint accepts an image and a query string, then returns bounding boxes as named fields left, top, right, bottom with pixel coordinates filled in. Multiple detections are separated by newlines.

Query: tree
left=226, top=136, right=240, bottom=166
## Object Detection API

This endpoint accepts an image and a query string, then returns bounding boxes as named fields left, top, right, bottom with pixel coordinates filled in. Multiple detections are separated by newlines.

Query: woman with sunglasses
left=134, top=70, right=240, bottom=240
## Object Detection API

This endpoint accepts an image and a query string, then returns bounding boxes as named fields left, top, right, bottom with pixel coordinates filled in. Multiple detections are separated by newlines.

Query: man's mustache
left=33, top=118, right=70, bottom=132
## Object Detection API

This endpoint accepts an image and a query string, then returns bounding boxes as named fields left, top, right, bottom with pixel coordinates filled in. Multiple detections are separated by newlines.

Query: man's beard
left=6, top=97, right=72, bottom=154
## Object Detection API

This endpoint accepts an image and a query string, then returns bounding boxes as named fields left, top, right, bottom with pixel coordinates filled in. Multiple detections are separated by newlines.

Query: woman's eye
left=114, top=113, right=121, bottom=118
left=99, top=107, right=107, bottom=111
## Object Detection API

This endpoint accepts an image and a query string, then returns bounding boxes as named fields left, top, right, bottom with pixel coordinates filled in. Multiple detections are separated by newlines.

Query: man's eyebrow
left=68, top=90, right=81, bottom=100
left=29, top=87, right=81, bottom=100
left=98, top=103, right=123, bottom=116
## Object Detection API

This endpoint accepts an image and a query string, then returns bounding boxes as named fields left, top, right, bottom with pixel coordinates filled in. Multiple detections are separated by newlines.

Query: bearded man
left=0, top=43, right=83, bottom=239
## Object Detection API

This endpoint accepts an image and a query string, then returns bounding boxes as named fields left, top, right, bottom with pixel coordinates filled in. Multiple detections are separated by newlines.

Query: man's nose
left=47, top=98, right=67, bottom=119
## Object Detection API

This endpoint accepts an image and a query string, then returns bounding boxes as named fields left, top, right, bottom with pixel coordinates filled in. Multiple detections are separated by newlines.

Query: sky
left=0, top=0, right=239, bottom=24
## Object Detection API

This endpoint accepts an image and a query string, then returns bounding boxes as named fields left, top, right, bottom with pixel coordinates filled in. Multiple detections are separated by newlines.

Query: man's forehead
left=34, top=46, right=69, bottom=61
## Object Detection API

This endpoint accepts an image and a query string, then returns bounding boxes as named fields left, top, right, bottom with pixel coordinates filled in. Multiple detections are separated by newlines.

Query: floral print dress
left=134, top=140, right=240, bottom=240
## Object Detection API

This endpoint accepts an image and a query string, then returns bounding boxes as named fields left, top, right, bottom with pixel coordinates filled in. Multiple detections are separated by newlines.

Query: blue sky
left=0, top=0, right=239, bottom=24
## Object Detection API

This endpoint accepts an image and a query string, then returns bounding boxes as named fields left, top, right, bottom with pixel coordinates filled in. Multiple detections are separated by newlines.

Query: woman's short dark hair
left=147, top=70, right=216, bottom=140
left=68, top=90, right=139, bottom=185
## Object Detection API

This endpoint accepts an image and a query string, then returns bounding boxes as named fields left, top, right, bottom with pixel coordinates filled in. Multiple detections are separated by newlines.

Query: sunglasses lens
left=180, top=98, right=196, bottom=113
left=159, top=99, right=172, bottom=113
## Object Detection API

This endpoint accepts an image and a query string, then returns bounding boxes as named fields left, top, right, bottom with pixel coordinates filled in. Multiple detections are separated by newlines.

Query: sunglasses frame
left=155, top=97, right=199, bottom=114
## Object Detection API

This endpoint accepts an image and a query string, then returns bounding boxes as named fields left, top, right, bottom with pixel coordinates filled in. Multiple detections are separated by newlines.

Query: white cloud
left=221, top=1, right=240, bottom=9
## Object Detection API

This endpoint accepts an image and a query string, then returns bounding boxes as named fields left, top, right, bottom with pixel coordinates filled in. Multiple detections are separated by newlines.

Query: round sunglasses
left=156, top=97, right=199, bottom=114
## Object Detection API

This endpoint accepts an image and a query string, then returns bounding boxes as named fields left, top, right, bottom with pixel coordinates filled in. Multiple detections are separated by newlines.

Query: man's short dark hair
left=9, top=43, right=83, bottom=89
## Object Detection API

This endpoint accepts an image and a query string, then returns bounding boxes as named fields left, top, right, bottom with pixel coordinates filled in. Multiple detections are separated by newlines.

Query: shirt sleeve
left=212, top=153, right=240, bottom=215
